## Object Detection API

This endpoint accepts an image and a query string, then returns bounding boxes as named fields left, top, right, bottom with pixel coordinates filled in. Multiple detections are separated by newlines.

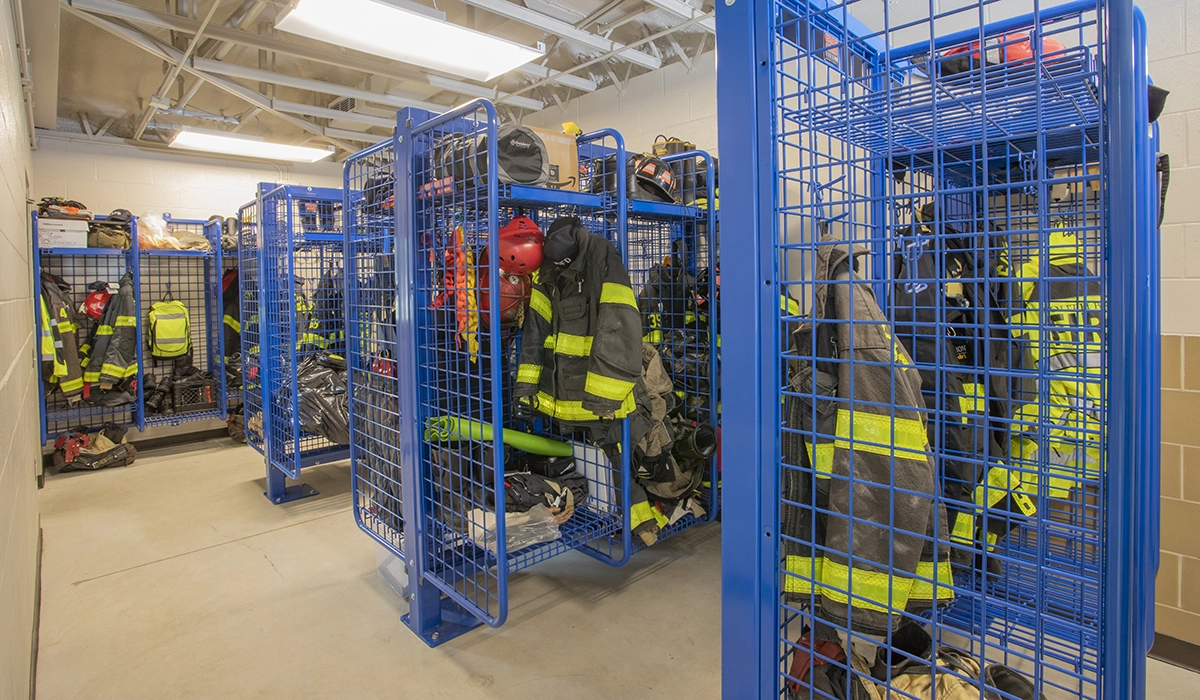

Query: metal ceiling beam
left=516, top=64, right=595, bottom=92
left=131, top=0, right=221, bottom=140
left=456, top=0, right=661, bottom=70
left=424, top=75, right=542, bottom=111
left=323, top=127, right=388, bottom=144
left=194, top=58, right=444, bottom=112
left=642, top=0, right=715, bottom=33
left=59, top=1, right=356, bottom=152
left=499, top=11, right=712, bottom=104
left=270, top=100, right=396, bottom=129
left=68, top=0, right=545, bottom=109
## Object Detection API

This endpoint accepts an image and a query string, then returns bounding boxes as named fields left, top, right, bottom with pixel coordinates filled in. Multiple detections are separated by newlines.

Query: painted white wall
left=0, top=0, right=41, bottom=697
left=31, top=137, right=344, bottom=221
left=523, top=53, right=719, bottom=157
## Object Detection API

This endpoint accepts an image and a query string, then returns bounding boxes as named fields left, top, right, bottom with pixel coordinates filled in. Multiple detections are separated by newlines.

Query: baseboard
left=28, top=524, right=42, bottom=700
left=1149, top=633, right=1200, bottom=673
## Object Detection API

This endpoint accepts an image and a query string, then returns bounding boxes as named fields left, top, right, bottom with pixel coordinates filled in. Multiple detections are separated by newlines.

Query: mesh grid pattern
left=238, top=199, right=265, bottom=453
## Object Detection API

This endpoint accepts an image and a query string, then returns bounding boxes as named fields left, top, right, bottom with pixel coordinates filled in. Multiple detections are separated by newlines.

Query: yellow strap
left=950, top=511, right=976, bottom=545
left=834, top=409, right=927, bottom=461
left=555, top=333, right=593, bottom=357
left=599, top=282, right=637, bottom=309
left=224, top=315, right=241, bottom=333
left=781, top=295, right=801, bottom=316
left=517, top=364, right=542, bottom=385
left=584, top=372, right=635, bottom=402
left=529, top=289, right=552, bottom=323
left=910, top=560, right=955, bottom=602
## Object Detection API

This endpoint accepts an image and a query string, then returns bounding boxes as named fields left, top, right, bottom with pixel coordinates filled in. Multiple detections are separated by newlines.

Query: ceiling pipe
left=271, top=100, right=396, bottom=129
left=641, top=0, right=715, bottom=33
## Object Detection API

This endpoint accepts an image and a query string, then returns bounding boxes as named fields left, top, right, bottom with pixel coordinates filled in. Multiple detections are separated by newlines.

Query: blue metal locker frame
left=354, top=102, right=636, bottom=646
left=34, top=212, right=145, bottom=444
left=715, top=1, right=1156, bottom=698
left=238, top=194, right=265, bottom=455
left=626, top=150, right=722, bottom=546
left=140, top=215, right=227, bottom=427
left=256, top=185, right=349, bottom=504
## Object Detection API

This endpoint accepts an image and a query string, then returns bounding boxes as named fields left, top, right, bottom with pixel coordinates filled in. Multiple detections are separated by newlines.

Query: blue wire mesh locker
left=626, top=151, right=722, bottom=545
left=344, top=140, right=406, bottom=559
left=140, top=216, right=226, bottom=426
left=715, top=1, right=1157, bottom=698
left=257, top=185, right=349, bottom=500
left=373, top=102, right=634, bottom=646
left=34, top=213, right=144, bottom=444
left=238, top=198, right=265, bottom=453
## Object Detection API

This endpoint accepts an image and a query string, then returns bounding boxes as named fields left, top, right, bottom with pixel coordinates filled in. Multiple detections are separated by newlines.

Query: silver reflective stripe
left=156, top=338, right=189, bottom=345
left=1044, top=351, right=1102, bottom=372
left=154, top=313, right=188, bottom=320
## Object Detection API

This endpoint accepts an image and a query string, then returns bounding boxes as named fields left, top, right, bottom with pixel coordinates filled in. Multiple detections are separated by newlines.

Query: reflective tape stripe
left=975, top=466, right=1038, bottom=518
left=834, top=410, right=927, bottom=460
left=530, top=390, right=635, bottom=421
left=1045, top=351, right=1103, bottom=372
left=517, top=364, right=542, bottom=385
left=584, top=372, right=635, bottom=402
left=950, top=512, right=976, bottom=545
left=224, top=315, right=241, bottom=333
left=959, top=383, right=986, bottom=420
left=543, top=335, right=555, bottom=349
left=529, top=289, right=552, bottom=322
left=555, top=333, right=592, bottom=357
left=152, top=313, right=187, bottom=321
left=101, top=363, right=138, bottom=379
left=781, top=296, right=801, bottom=315
left=59, top=377, right=84, bottom=393
left=599, top=282, right=637, bottom=309
left=910, top=560, right=955, bottom=602
left=95, top=326, right=115, bottom=336
left=642, top=330, right=663, bottom=344
left=115, top=316, right=137, bottom=327
left=805, top=441, right=834, bottom=478
left=631, top=500, right=669, bottom=529
left=783, top=555, right=914, bottom=613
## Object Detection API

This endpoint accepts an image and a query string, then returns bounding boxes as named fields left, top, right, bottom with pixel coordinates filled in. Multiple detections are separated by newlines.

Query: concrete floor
left=32, top=440, right=1200, bottom=699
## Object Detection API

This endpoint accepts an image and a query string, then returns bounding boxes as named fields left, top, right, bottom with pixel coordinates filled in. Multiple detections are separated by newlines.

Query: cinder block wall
left=1146, top=0, right=1200, bottom=646
left=0, top=0, right=40, bottom=697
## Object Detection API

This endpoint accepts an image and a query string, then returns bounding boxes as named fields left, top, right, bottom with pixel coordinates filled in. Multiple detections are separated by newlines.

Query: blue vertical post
left=1104, top=1, right=1140, bottom=698
left=716, top=0, right=776, bottom=694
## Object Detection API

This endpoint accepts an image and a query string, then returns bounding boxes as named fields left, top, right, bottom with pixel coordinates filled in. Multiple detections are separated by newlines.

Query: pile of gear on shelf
left=426, top=212, right=716, bottom=551
left=38, top=197, right=135, bottom=249
left=137, top=211, right=212, bottom=251
left=39, top=271, right=138, bottom=409
left=51, top=424, right=137, bottom=473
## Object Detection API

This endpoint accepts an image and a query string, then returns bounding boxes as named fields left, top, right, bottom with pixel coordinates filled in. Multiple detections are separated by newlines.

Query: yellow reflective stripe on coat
left=974, top=465, right=1038, bottom=518
left=95, top=325, right=115, bottom=337
left=224, top=315, right=241, bottom=333
left=59, top=377, right=84, bottom=393
left=909, top=560, right=955, bottom=602
left=517, top=364, right=542, bottom=385
left=783, top=555, right=915, bottom=613
left=950, top=511, right=976, bottom=546
left=781, top=296, right=801, bottom=316
left=584, top=372, right=635, bottom=402
left=101, top=362, right=139, bottom=379
left=599, top=282, right=637, bottom=309
left=805, top=441, right=834, bottom=478
left=959, top=383, right=987, bottom=421
left=529, top=289, right=552, bottom=322
left=531, top=391, right=635, bottom=421
left=115, top=316, right=137, bottom=327
left=554, top=333, right=592, bottom=357
left=833, top=409, right=927, bottom=460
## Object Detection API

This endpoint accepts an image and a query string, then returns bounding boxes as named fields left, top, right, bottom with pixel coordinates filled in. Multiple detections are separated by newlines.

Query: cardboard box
left=528, top=126, right=580, bottom=189
left=38, top=218, right=89, bottom=248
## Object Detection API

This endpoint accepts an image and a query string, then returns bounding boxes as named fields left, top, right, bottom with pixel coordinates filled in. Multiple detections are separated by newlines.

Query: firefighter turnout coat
left=782, top=230, right=952, bottom=635
left=39, top=272, right=85, bottom=400
left=514, top=217, right=642, bottom=423
left=81, top=271, right=139, bottom=388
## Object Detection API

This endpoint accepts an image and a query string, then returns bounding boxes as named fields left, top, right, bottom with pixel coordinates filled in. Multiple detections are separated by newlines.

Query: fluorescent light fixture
left=168, top=128, right=335, bottom=163
left=276, top=0, right=543, bottom=82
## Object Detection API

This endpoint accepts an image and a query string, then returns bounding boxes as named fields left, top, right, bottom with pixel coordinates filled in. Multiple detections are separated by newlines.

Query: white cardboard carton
left=38, top=219, right=89, bottom=248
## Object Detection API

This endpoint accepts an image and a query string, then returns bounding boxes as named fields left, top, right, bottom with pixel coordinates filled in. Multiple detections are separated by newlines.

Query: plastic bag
left=467, top=505, right=562, bottom=554
left=138, top=211, right=182, bottom=250
left=294, top=353, right=350, bottom=444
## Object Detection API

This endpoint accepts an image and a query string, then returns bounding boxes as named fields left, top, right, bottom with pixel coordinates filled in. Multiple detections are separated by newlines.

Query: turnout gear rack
left=239, top=185, right=348, bottom=504
left=715, top=1, right=1160, bottom=699
left=343, top=104, right=721, bottom=646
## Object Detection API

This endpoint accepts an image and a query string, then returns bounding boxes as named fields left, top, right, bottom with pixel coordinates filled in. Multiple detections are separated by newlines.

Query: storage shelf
left=40, top=247, right=128, bottom=256
left=783, top=48, right=1102, bottom=177
left=144, top=409, right=225, bottom=428
left=629, top=198, right=704, bottom=220
left=140, top=248, right=214, bottom=258
left=418, top=181, right=610, bottom=211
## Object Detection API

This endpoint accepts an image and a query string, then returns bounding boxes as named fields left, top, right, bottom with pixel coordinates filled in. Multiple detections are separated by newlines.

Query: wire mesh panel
left=34, top=214, right=144, bottom=442
left=390, top=102, right=633, bottom=639
left=139, top=216, right=225, bottom=426
left=260, top=186, right=348, bottom=480
left=716, top=1, right=1155, bottom=698
left=345, top=139, right=406, bottom=558
left=220, top=216, right=243, bottom=414
left=238, top=199, right=265, bottom=453
left=625, top=151, right=721, bottom=546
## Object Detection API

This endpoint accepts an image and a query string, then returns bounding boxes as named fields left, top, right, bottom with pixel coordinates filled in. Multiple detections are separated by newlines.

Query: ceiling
left=28, top=0, right=714, bottom=159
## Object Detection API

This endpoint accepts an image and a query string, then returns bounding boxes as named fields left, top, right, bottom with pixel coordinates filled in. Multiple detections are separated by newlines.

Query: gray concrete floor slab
left=32, top=439, right=1200, bottom=699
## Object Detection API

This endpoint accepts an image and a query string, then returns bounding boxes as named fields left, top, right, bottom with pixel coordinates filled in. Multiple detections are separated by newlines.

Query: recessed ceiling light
left=168, top=128, right=335, bottom=163
left=276, top=0, right=543, bottom=82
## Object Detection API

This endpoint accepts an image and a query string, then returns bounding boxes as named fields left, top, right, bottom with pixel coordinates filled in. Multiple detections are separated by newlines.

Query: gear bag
left=148, top=287, right=192, bottom=358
